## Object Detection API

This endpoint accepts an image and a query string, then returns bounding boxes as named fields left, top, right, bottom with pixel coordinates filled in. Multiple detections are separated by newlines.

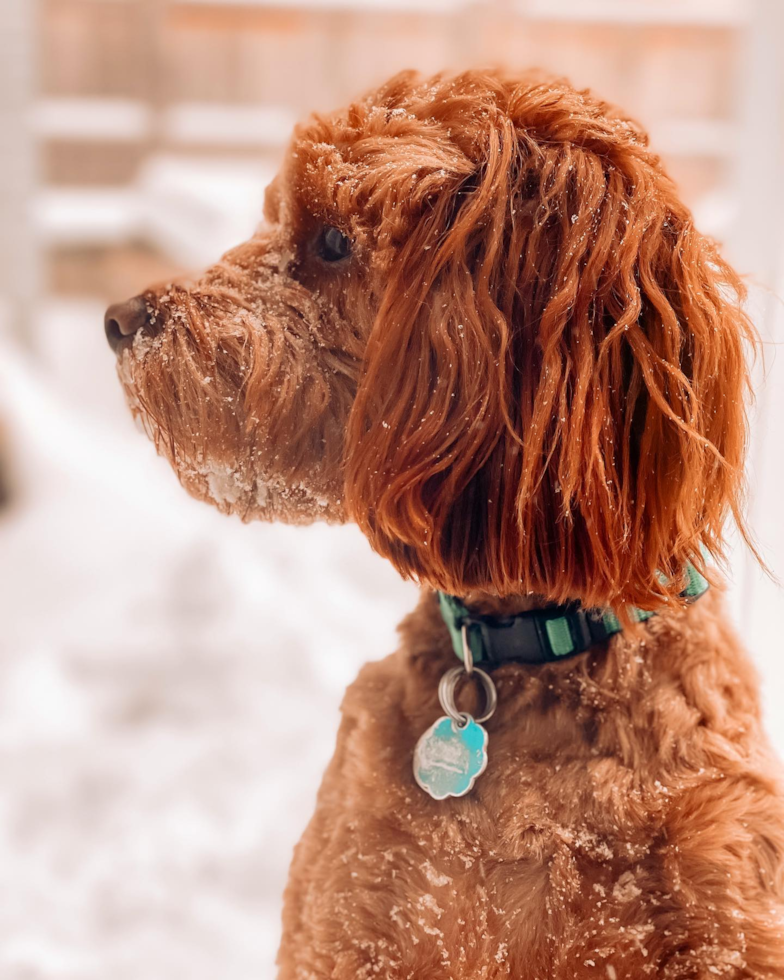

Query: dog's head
left=107, top=69, right=754, bottom=612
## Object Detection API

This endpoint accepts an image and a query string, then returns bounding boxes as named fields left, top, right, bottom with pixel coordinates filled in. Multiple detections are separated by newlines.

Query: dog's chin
left=117, top=358, right=344, bottom=526
left=179, top=463, right=347, bottom=525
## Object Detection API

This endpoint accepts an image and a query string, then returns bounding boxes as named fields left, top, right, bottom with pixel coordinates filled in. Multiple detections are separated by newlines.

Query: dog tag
left=413, top=714, right=488, bottom=800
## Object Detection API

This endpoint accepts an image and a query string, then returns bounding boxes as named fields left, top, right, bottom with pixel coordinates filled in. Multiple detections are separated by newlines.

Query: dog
left=105, top=69, right=784, bottom=978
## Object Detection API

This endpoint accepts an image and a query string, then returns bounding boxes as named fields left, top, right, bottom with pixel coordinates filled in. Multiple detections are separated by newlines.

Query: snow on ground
left=0, top=304, right=417, bottom=979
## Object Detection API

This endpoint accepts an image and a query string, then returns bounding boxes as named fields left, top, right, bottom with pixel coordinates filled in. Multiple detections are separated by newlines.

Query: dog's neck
left=458, top=592, right=550, bottom=616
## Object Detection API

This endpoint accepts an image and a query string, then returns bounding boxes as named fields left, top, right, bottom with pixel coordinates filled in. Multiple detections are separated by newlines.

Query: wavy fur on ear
left=344, top=71, right=756, bottom=612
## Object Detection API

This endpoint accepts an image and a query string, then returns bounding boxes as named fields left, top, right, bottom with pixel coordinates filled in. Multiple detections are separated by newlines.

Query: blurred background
left=0, top=0, right=783, bottom=977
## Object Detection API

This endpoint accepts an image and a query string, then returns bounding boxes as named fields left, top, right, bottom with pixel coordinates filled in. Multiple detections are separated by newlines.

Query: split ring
left=438, top=665, right=498, bottom=726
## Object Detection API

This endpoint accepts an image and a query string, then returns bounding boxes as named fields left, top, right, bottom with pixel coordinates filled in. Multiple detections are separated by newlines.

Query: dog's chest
left=284, top=714, right=668, bottom=979
left=280, top=597, right=784, bottom=978
left=284, top=654, right=669, bottom=976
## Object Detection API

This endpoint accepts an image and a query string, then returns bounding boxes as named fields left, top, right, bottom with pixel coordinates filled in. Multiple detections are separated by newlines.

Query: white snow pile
left=0, top=318, right=417, bottom=980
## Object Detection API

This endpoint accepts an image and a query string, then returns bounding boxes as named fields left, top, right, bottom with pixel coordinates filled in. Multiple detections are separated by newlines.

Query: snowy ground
left=0, top=303, right=417, bottom=979
left=0, top=299, right=782, bottom=979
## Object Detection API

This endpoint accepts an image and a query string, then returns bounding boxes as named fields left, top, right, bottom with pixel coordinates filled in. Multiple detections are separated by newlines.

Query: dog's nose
left=104, top=296, right=151, bottom=352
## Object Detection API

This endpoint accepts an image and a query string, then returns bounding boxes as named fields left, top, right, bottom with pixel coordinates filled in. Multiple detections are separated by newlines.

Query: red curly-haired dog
left=105, top=70, right=784, bottom=978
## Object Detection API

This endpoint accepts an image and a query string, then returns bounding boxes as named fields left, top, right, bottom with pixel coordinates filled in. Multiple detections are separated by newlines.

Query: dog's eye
left=317, top=226, right=351, bottom=263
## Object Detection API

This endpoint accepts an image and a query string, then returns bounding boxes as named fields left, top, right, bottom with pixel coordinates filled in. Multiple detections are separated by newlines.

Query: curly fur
left=341, top=71, right=756, bottom=614
left=110, top=69, right=784, bottom=978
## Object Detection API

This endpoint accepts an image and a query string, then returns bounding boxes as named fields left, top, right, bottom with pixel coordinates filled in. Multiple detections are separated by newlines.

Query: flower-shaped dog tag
left=413, top=715, right=488, bottom=800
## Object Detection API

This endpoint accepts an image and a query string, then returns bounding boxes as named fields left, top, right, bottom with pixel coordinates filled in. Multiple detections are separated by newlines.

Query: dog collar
left=437, top=564, right=709, bottom=668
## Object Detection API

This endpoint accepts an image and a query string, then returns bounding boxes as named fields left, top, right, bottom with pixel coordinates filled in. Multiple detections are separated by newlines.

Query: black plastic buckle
left=467, top=606, right=604, bottom=667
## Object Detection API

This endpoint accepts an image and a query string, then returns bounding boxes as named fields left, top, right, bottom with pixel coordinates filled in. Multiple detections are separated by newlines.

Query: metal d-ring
left=438, top=665, right=498, bottom=727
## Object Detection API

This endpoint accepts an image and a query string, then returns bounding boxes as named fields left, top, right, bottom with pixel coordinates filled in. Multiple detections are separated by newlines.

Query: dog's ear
left=344, top=83, right=756, bottom=612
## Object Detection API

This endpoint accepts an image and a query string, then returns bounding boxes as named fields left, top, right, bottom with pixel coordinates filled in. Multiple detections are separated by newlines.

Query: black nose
left=104, top=296, right=152, bottom=352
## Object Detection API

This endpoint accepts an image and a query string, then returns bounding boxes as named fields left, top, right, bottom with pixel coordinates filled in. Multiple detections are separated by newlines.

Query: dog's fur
left=112, top=70, right=784, bottom=977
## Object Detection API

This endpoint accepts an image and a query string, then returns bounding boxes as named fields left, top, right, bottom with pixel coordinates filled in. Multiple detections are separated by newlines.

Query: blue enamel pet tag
left=413, top=662, right=498, bottom=800
left=413, top=714, right=489, bottom=800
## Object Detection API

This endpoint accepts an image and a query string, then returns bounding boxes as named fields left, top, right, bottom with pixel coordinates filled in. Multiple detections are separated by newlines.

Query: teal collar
left=438, top=564, right=709, bottom=668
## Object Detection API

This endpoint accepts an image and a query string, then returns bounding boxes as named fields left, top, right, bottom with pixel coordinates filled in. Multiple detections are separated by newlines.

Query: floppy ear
left=344, top=84, right=755, bottom=612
